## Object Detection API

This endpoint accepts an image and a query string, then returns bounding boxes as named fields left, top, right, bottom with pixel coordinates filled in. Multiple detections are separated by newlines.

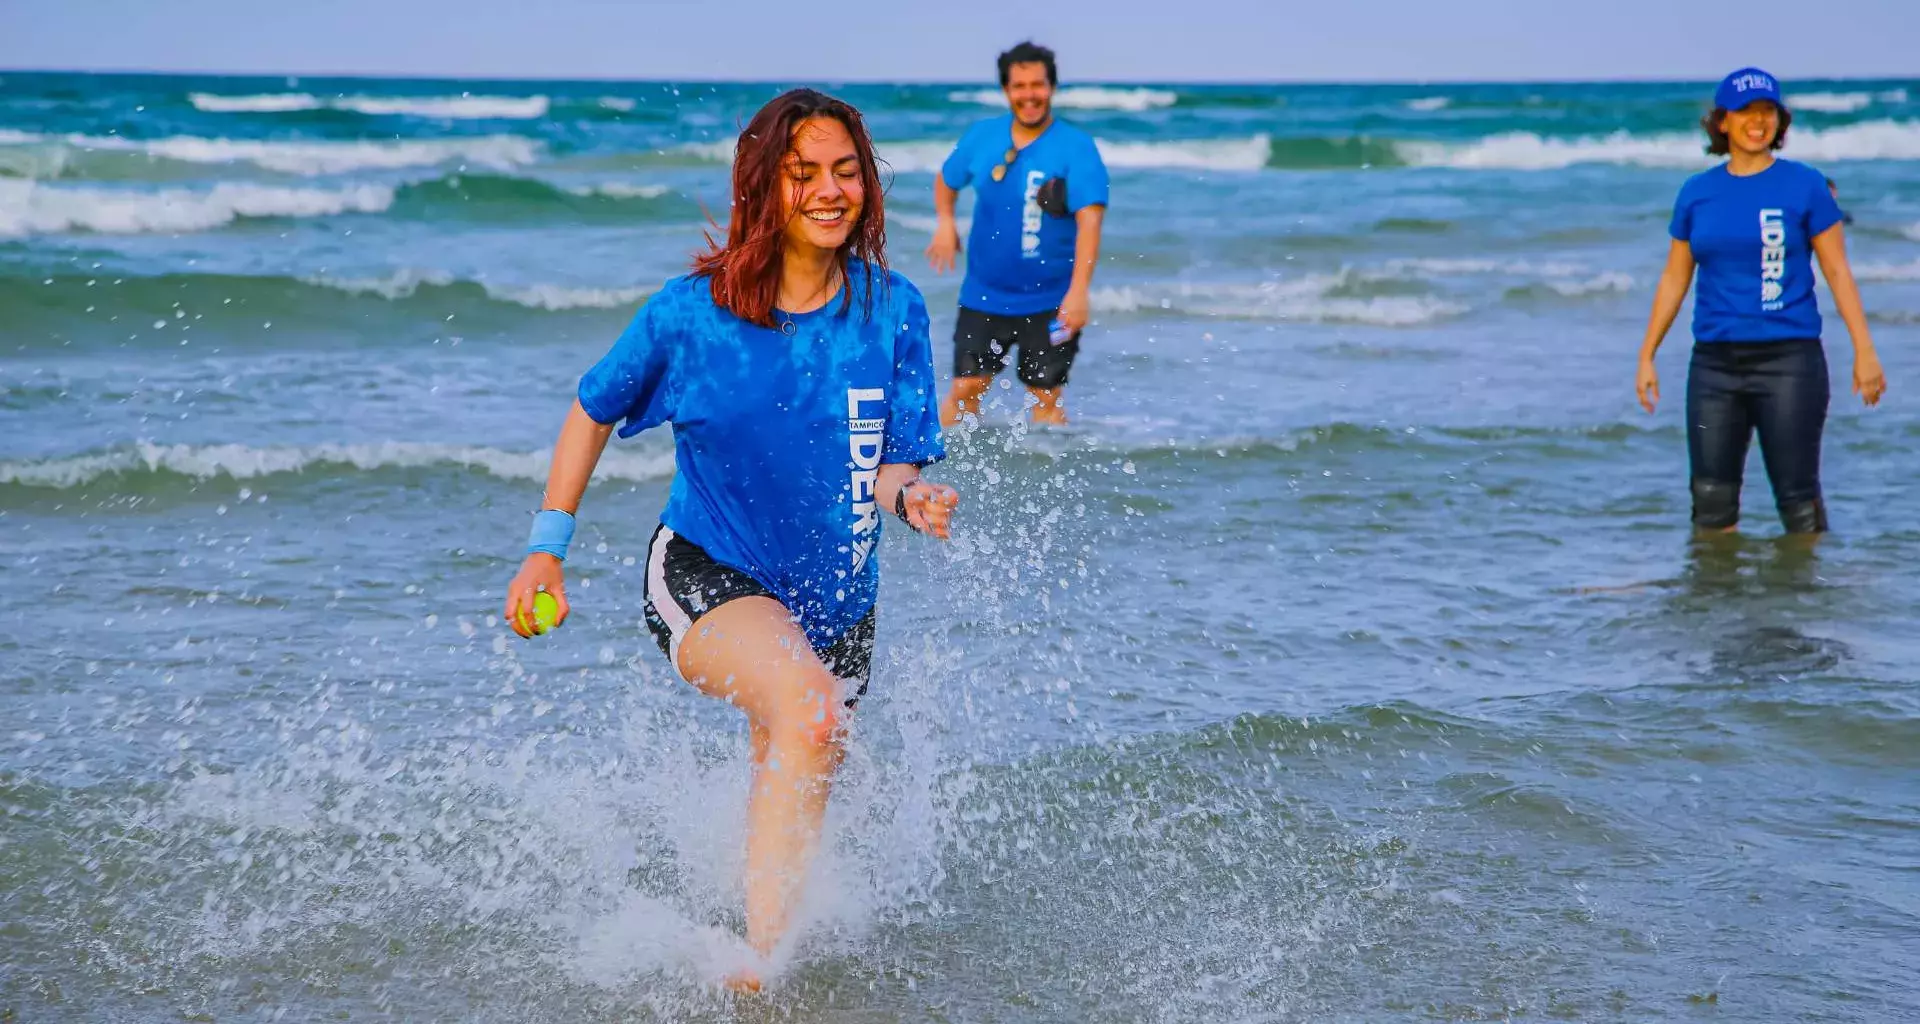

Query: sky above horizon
left=5, top=0, right=1917, bottom=83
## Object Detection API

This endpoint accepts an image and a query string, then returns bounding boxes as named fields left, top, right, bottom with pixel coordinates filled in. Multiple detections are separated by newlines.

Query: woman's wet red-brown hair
left=692, top=88, right=888, bottom=327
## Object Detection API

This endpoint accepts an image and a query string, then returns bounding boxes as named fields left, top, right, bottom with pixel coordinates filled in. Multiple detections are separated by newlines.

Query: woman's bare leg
left=675, top=597, right=848, bottom=982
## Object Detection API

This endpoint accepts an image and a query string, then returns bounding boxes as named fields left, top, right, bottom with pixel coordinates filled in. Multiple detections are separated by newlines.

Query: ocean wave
left=1792, top=92, right=1876, bottom=114
left=0, top=270, right=650, bottom=343
left=1406, top=97, right=1452, bottom=112
left=189, top=92, right=552, bottom=119
left=0, top=171, right=687, bottom=238
left=681, top=134, right=1274, bottom=173
left=388, top=172, right=688, bottom=222
left=568, top=181, right=671, bottom=199
left=873, top=122, right=1920, bottom=175
left=304, top=269, right=652, bottom=310
left=1381, top=257, right=1593, bottom=278
left=1502, top=272, right=1635, bottom=301
left=1083, top=259, right=1631, bottom=325
left=187, top=92, right=323, bottom=113
left=1399, top=120, right=1920, bottom=170
left=0, top=131, right=542, bottom=177
left=946, top=87, right=1179, bottom=112
left=1855, top=259, right=1920, bottom=282
left=481, top=283, right=655, bottom=311
left=0, top=180, right=393, bottom=237
left=1090, top=275, right=1467, bottom=327
left=875, top=141, right=965, bottom=174
left=1099, top=135, right=1272, bottom=171
left=0, top=441, right=674, bottom=493
left=335, top=95, right=550, bottom=119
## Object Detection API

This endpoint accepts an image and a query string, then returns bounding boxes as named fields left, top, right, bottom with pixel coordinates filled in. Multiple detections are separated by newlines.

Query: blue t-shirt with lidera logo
left=1669, top=158, right=1845, bottom=343
left=941, top=114, right=1110, bottom=316
left=576, top=261, right=945, bottom=645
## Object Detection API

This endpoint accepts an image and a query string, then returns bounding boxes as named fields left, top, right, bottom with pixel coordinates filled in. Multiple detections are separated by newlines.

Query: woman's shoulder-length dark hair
left=1700, top=104, right=1794, bottom=156
left=692, top=87, right=889, bottom=327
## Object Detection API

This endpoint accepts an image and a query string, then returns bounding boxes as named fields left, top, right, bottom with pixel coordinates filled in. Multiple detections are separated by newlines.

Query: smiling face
left=1003, top=61, right=1054, bottom=129
left=780, top=116, right=865, bottom=257
left=1720, top=100, right=1781, bottom=155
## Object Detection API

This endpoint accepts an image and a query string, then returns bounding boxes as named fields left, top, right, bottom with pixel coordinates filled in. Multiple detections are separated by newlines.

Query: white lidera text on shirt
left=1760, top=208, right=1786, bottom=310
left=1021, top=168, right=1045, bottom=258
left=847, top=387, right=886, bottom=572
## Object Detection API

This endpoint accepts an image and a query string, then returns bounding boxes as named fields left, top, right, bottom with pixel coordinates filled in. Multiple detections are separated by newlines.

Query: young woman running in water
left=502, top=88, right=958, bottom=988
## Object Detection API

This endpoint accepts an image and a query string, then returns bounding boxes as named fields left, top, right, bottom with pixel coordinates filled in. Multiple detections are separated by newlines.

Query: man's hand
left=925, top=223, right=962, bottom=275
left=1057, top=286, right=1090, bottom=334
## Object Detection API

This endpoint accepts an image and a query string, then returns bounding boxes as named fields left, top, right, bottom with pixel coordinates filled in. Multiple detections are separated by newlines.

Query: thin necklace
left=778, top=268, right=841, bottom=335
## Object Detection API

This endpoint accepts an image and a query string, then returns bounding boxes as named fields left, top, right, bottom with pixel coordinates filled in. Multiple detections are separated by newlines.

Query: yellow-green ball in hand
left=518, top=591, right=561, bottom=636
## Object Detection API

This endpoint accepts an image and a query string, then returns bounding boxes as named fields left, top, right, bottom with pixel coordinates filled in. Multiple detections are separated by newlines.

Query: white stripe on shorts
left=645, top=525, right=693, bottom=669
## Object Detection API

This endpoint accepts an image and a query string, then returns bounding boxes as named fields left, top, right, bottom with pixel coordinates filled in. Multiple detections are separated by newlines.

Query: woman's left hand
left=1855, top=349, right=1887, bottom=406
left=903, top=481, right=960, bottom=539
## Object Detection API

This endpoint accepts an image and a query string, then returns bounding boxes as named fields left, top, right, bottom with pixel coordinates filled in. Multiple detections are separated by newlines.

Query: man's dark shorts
left=953, top=306, right=1081, bottom=389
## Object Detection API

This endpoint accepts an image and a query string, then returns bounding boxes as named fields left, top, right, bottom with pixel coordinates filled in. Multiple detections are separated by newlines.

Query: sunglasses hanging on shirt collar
left=990, top=146, right=1019, bottom=182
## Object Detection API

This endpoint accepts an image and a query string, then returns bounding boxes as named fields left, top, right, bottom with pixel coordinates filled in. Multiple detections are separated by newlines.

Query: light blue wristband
left=526, top=509, right=576, bottom=561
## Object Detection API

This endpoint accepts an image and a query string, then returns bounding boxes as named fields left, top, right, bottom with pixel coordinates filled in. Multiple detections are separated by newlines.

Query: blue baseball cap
left=1715, top=67, right=1784, bottom=111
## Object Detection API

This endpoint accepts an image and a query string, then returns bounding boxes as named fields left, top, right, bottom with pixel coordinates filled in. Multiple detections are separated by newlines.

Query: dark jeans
left=1685, top=340, right=1830, bottom=533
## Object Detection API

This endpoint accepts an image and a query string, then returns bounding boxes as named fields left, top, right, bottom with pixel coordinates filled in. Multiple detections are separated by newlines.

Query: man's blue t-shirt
left=941, top=115, right=1110, bottom=316
left=1669, top=158, right=1844, bottom=343
left=576, top=262, right=945, bottom=644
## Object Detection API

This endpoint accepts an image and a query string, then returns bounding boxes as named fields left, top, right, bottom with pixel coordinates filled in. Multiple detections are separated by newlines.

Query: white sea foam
left=1398, top=121, right=1920, bottom=170
left=887, top=212, right=970, bottom=235
left=1792, top=92, right=1874, bottom=114
left=333, top=95, right=551, bottom=119
left=1, top=131, right=543, bottom=175
left=947, top=86, right=1179, bottom=112
left=0, top=180, right=393, bottom=238
left=874, top=141, right=966, bottom=174
left=1903, top=222, right=1920, bottom=242
left=1406, top=97, right=1452, bottom=112
left=1399, top=130, right=1704, bottom=169
left=190, top=92, right=551, bottom=119
left=1095, top=134, right=1270, bottom=171
left=1542, top=272, right=1635, bottom=296
left=188, top=92, right=324, bottom=113
left=0, top=441, right=675, bottom=489
left=1787, top=119, right=1920, bottom=162
left=1854, top=259, right=1920, bottom=282
left=303, top=268, right=652, bottom=310
left=1090, top=276, right=1467, bottom=327
left=1382, top=257, right=1593, bottom=278
left=567, top=182, right=672, bottom=199
left=485, top=283, right=652, bottom=311
left=301, top=268, right=459, bottom=300
left=598, top=97, right=638, bottom=112
left=697, top=131, right=1247, bottom=174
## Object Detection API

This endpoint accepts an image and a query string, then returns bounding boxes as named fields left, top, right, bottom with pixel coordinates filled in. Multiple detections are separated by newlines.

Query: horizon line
left=3, top=65, right=1915, bottom=89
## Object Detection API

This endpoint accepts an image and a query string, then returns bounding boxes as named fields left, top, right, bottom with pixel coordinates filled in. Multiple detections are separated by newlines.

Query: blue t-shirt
left=941, top=115, right=1110, bottom=316
left=576, top=262, right=945, bottom=644
left=1669, top=158, right=1844, bottom=343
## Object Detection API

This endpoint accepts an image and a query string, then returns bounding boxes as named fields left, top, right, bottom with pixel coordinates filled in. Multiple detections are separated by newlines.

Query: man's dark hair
left=997, top=41, right=1058, bottom=86
left=1700, top=105, right=1793, bottom=156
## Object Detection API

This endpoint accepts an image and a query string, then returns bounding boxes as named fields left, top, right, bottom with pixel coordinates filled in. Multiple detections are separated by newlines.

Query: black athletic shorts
left=641, top=524, right=876, bottom=706
left=953, top=306, right=1081, bottom=388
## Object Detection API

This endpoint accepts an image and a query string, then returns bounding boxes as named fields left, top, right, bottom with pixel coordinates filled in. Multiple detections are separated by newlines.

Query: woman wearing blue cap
left=1634, top=68, right=1887, bottom=534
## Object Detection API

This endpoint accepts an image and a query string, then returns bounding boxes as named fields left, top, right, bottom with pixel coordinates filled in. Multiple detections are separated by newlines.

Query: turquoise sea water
left=3, top=72, right=1919, bottom=1021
